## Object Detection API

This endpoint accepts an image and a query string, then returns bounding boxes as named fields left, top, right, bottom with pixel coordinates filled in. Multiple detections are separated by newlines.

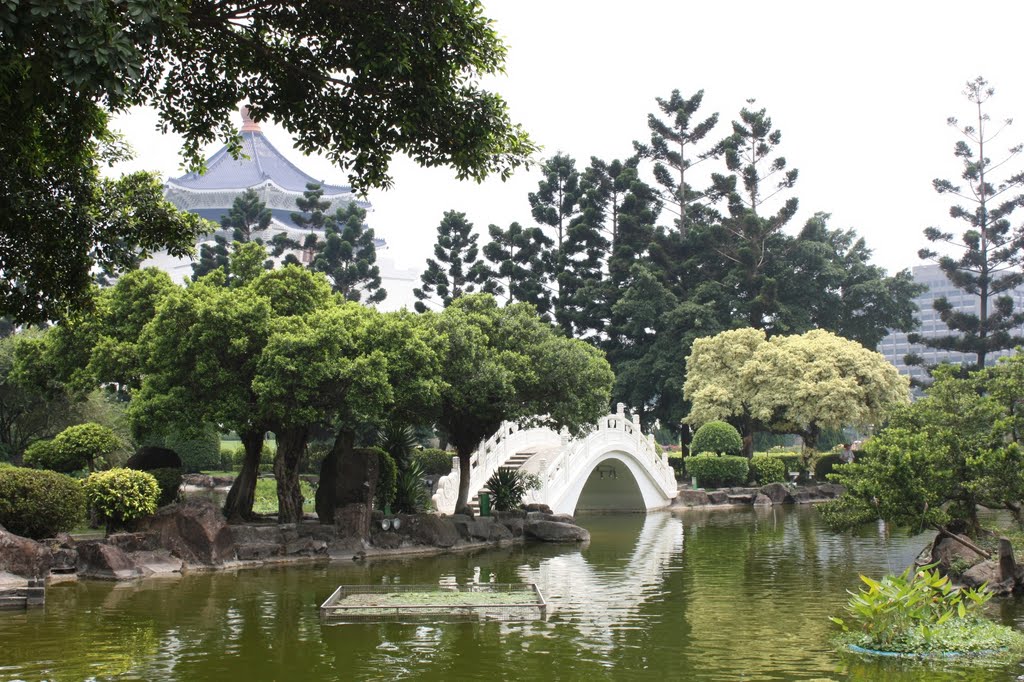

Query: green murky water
left=2, top=507, right=1024, bottom=681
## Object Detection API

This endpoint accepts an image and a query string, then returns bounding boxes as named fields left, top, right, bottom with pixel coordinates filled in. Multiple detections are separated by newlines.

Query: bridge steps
left=468, top=451, right=534, bottom=514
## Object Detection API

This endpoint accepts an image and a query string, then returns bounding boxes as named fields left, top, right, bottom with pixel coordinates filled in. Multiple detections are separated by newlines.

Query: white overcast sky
left=111, top=0, right=1024, bottom=279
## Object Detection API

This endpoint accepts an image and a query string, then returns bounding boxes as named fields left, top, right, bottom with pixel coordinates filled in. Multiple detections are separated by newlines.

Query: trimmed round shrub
left=125, top=446, right=182, bottom=471
left=51, top=423, right=122, bottom=472
left=146, top=467, right=183, bottom=507
left=750, top=455, right=786, bottom=484
left=414, top=448, right=455, bottom=476
left=0, top=467, right=85, bottom=539
left=164, top=425, right=221, bottom=473
left=83, top=468, right=160, bottom=532
left=374, top=448, right=397, bottom=511
left=691, top=421, right=743, bottom=457
left=23, top=438, right=74, bottom=472
left=685, top=453, right=749, bottom=488
left=814, top=453, right=843, bottom=481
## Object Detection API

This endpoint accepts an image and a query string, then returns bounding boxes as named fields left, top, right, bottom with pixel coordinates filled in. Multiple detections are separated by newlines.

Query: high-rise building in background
left=142, top=107, right=417, bottom=305
left=876, top=263, right=1024, bottom=383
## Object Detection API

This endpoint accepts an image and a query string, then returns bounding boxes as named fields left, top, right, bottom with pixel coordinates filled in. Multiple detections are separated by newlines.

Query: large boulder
left=76, top=541, right=143, bottom=580
left=752, top=493, right=772, bottom=507
left=673, top=489, right=710, bottom=507
left=525, top=520, right=590, bottom=543
left=928, top=533, right=987, bottom=572
left=0, top=526, right=52, bottom=578
left=134, top=498, right=234, bottom=566
left=758, top=483, right=794, bottom=505
left=400, top=515, right=460, bottom=548
left=706, top=491, right=729, bottom=505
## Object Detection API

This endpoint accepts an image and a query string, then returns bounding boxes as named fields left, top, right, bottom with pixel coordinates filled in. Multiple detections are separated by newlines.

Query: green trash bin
left=479, top=492, right=491, bottom=517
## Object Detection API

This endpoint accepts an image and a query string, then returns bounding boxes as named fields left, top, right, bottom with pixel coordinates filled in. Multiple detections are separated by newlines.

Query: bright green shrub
left=374, top=448, right=397, bottom=511
left=53, top=423, right=122, bottom=472
left=814, top=454, right=842, bottom=481
left=685, top=453, right=749, bottom=488
left=414, top=448, right=455, bottom=476
left=769, top=451, right=805, bottom=477
left=83, top=468, right=160, bottom=532
left=0, top=467, right=85, bottom=539
left=691, top=421, right=742, bottom=457
left=164, top=425, right=221, bottom=473
left=147, top=467, right=183, bottom=507
left=750, top=455, right=786, bottom=484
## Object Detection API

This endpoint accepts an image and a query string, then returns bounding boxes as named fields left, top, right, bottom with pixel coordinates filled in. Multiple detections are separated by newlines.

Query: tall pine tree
left=480, top=221, right=552, bottom=315
left=311, top=201, right=386, bottom=304
left=221, top=188, right=272, bottom=242
left=634, top=89, right=721, bottom=234
left=414, top=210, right=485, bottom=312
left=909, top=77, right=1024, bottom=371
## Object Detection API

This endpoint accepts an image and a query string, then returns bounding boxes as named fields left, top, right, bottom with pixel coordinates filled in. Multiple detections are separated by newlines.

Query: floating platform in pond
left=319, top=583, right=547, bottom=623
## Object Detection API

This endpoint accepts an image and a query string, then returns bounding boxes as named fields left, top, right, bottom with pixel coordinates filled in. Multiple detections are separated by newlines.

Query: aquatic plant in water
left=830, top=564, right=1024, bottom=657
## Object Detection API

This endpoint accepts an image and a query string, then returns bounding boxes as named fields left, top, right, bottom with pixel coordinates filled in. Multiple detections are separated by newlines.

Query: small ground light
left=381, top=518, right=391, bottom=531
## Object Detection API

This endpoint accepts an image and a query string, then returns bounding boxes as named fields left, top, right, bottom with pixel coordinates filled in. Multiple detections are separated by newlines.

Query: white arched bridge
left=432, top=404, right=679, bottom=515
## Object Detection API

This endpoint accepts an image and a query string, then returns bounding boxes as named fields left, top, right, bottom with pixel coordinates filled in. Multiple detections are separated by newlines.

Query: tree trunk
left=315, top=429, right=354, bottom=525
left=223, top=430, right=264, bottom=523
left=455, top=447, right=472, bottom=513
left=273, top=426, right=308, bottom=524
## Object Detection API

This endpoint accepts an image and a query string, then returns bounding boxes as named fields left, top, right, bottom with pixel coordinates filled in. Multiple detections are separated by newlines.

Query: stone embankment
left=671, top=482, right=845, bottom=509
left=0, top=500, right=589, bottom=585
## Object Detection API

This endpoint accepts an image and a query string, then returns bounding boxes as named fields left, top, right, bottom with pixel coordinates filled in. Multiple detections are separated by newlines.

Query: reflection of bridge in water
left=432, top=404, right=678, bottom=515
left=510, top=513, right=684, bottom=649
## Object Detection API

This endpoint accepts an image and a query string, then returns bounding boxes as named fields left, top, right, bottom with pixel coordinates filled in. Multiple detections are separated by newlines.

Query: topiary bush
left=414, top=448, right=455, bottom=476
left=23, top=438, right=71, bottom=472
left=83, top=468, right=160, bottom=533
left=685, top=453, right=749, bottom=488
left=814, top=453, right=843, bottom=481
left=691, top=421, right=743, bottom=457
left=52, top=423, right=122, bottom=473
left=750, top=455, right=786, bottom=484
left=0, top=467, right=85, bottom=539
left=164, top=425, right=221, bottom=473
left=147, top=467, right=183, bottom=507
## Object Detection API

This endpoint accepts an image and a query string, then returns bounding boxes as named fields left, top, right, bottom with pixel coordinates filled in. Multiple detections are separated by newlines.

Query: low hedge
left=668, top=453, right=686, bottom=477
left=685, top=453, right=749, bottom=488
left=814, top=453, right=843, bottom=481
left=0, top=467, right=85, bottom=539
left=414, top=448, right=455, bottom=476
left=750, top=455, right=786, bottom=484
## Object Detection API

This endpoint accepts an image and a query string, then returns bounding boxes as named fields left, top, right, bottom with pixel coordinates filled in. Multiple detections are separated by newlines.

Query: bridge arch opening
left=573, top=456, right=646, bottom=513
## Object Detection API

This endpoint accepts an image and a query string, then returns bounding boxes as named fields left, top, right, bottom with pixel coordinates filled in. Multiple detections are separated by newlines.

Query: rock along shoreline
left=0, top=499, right=591, bottom=586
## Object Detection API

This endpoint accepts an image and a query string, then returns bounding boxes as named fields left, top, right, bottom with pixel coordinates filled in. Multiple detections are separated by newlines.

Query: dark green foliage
left=375, top=449, right=397, bottom=511
left=221, top=188, right=271, bottom=242
left=486, top=467, right=529, bottom=512
left=191, top=235, right=231, bottom=281
left=83, top=468, right=159, bottom=532
left=394, top=459, right=430, bottom=513
left=414, top=211, right=487, bottom=312
left=377, top=423, right=418, bottom=469
left=125, top=446, right=182, bottom=471
left=0, top=467, right=85, bottom=539
left=750, top=455, right=786, bottom=484
left=667, top=453, right=686, bottom=477
left=909, top=77, right=1024, bottom=372
left=685, top=454, right=749, bottom=488
left=308, top=199, right=385, bottom=304
left=691, top=421, right=742, bottom=457
left=414, top=449, right=454, bottom=476
left=146, top=467, right=183, bottom=507
left=162, top=425, right=221, bottom=474
left=814, top=454, right=843, bottom=481
left=480, top=221, right=552, bottom=314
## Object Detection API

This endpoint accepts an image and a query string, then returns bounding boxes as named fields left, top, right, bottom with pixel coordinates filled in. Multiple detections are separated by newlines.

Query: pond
left=2, top=507, right=1023, bottom=681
